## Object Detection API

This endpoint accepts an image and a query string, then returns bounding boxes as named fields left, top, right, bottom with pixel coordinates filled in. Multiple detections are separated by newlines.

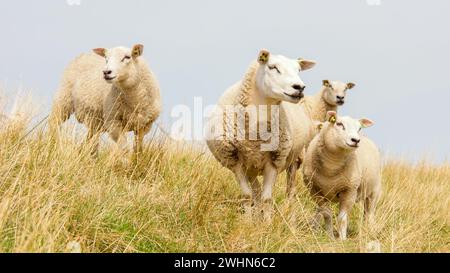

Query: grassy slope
left=0, top=119, right=448, bottom=253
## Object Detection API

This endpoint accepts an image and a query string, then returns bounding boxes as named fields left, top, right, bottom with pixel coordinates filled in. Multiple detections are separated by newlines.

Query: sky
left=0, top=0, right=449, bottom=162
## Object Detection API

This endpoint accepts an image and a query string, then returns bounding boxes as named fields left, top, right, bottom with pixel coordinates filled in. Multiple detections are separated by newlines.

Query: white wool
left=285, top=80, right=354, bottom=197
left=303, top=113, right=381, bottom=240
left=206, top=50, right=316, bottom=210
left=50, top=45, right=161, bottom=155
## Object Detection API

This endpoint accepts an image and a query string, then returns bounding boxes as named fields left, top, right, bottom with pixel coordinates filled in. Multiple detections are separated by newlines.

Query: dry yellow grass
left=0, top=108, right=448, bottom=253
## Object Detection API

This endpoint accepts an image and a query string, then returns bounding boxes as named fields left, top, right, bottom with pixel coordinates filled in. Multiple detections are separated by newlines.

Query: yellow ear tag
left=259, top=52, right=269, bottom=63
left=329, top=116, right=336, bottom=123
left=318, top=124, right=323, bottom=130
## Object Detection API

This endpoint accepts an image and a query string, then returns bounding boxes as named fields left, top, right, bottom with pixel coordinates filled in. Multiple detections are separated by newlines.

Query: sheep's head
left=93, top=44, right=144, bottom=84
left=323, top=111, right=374, bottom=150
left=322, top=80, right=355, bottom=106
left=255, top=49, right=316, bottom=104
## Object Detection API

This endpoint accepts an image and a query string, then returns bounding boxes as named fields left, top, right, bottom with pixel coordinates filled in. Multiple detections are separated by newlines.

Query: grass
left=0, top=107, right=448, bottom=253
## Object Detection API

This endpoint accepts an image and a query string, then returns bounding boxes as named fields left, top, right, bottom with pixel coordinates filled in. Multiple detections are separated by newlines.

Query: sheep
left=50, top=44, right=161, bottom=156
left=285, top=80, right=356, bottom=197
left=302, top=111, right=381, bottom=240
left=205, top=49, right=316, bottom=216
left=302, top=80, right=355, bottom=121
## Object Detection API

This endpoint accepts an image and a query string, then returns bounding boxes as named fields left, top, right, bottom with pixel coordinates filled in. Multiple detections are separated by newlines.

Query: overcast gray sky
left=0, top=0, right=449, bottom=162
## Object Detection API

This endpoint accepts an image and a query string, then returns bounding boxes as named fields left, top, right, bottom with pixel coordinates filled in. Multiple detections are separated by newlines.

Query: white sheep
left=50, top=44, right=161, bottom=156
left=206, top=49, right=316, bottom=216
left=302, top=111, right=381, bottom=240
left=302, top=80, right=355, bottom=121
left=285, top=80, right=356, bottom=197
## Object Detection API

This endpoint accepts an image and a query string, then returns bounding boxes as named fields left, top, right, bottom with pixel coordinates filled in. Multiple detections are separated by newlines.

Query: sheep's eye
left=337, top=122, right=345, bottom=130
left=122, top=56, right=131, bottom=62
left=268, top=65, right=281, bottom=74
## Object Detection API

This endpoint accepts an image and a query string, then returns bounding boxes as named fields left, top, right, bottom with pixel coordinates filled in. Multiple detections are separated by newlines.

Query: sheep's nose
left=103, top=70, right=112, bottom=76
left=351, top=138, right=360, bottom=144
left=292, top=84, right=305, bottom=92
left=336, top=95, right=345, bottom=100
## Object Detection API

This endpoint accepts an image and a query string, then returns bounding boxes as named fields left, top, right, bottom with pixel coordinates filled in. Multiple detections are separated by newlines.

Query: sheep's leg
left=133, top=129, right=145, bottom=155
left=286, top=160, right=300, bottom=198
left=261, top=163, right=278, bottom=220
left=312, top=207, right=334, bottom=238
left=246, top=170, right=261, bottom=203
left=364, top=192, right=379, bottom=227
left=311, top=208, right=323, bottom=230
left=109, top=123, right=127, bottom=151
left=321, top=206, right=334, bottom=238
left=49, top=89, right=73, bottom=135
left=337, top=190, right=357, bottom=240
left=107, top=123, right=130, bottom=166
left=261, top=163, right=278, bottom=202
left=233, top=164, right=253, bottom=215
left=311, top=197, right=334, bottom=238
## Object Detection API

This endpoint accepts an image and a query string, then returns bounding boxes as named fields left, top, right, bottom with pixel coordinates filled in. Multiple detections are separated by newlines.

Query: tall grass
left=0, top=103, right=448, bottom=253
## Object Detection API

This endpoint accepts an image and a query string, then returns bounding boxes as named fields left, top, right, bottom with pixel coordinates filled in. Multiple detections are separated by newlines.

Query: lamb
left=285, top=80, right=356, bottom=197
left=302, top=111, right=381, bottom=240
left=50, top=44, right=161, bottom=156
left=302, top=80, right=355, bottom=121
left=205, top=49, right=316, bottom=216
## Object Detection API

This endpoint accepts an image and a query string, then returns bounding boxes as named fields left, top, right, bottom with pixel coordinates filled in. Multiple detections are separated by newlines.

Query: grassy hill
left=0, top=112, right=448, bottom=253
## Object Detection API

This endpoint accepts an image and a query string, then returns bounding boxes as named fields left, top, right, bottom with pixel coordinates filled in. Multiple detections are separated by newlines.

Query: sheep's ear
left=347, top=82, right=356, bottom=89
left=323, top=80, right=332, bottom=88
left=360, top=118, right=374, bottom=128
left=132, top=44, right=144, bottom=58
left=299, top=59, right=316, bottom=71
left=326, top=111, right=337, bottom=124
left=93, top=48, right=106, bottom=57
left=258, top=49, right=270, bottom=65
